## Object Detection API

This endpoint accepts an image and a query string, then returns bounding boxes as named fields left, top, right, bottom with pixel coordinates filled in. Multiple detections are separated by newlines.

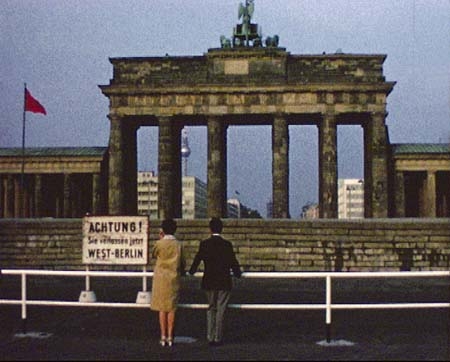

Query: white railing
left=1, top=269, right=449, bottom=342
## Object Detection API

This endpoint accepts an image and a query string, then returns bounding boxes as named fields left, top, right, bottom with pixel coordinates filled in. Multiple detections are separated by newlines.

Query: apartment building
left=338, top=178, right=364, bottom=219
left=137, top=171, right=207, bottom=219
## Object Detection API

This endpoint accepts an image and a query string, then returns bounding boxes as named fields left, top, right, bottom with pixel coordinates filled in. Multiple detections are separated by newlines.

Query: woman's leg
left=159, top=311, right=168, bottom=339
left=167, top=310, right=176, bottom=341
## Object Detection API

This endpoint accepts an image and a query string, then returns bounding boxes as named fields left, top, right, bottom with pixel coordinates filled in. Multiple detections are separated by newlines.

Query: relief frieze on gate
left=110, top=89, right=385, bottom=117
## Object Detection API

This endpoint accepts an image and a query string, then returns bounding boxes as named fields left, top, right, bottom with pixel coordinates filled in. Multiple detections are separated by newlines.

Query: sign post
left=80, top=215, right=150, bottom=303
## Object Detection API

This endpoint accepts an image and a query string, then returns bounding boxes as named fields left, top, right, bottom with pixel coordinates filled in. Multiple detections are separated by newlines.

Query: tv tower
left=181, top=128, right=191, bottom=176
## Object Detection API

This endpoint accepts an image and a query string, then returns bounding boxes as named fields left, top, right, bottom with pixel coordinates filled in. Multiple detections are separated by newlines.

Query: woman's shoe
left=167, top=338, right=173, bottom=347
left=159, top=337, right=167, bottom=346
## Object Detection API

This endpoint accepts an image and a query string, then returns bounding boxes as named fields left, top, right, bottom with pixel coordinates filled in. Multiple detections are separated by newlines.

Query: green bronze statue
left=239, top=0, right=254, bottom=46
left=219, top=1, right=279, bottom=49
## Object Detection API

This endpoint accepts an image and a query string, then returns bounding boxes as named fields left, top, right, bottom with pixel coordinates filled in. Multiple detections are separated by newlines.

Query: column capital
left=273, top=112, right=285, bottom=119
left=157, top=115, right=172, bottom=122
left=158, top=116, right=185, bottom=133
left=107, top=113, right=123, bottom=121
left=207, top=115, right=229, bottom=129
left=370, top=111, right=388, bottom=119
left=321, top=111, right=337, bottom=124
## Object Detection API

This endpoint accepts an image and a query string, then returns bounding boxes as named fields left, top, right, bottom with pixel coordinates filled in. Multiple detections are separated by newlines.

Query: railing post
left=136, top=265, right=151, bottom=304
left=85, top=265, right=90, bottom=291
left=21, top=272, right=27, bottom=334
left=78, top=265, right=96, bottom=303
left=325, top=275, right=332, bottom=343
left=142, top=265, right=147, bottom=292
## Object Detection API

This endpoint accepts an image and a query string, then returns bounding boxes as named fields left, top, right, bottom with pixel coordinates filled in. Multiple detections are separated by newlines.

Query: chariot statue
left=233, top=0, right=261, bottom=47
left=220, top=1, right=279, bottom=49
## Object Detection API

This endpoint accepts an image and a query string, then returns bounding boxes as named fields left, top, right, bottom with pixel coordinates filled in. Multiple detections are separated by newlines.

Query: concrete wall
left=1, top=218, right=449, bottom=271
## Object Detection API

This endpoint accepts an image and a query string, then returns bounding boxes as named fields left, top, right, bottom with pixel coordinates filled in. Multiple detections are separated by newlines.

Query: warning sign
left=82, top=216, right=149, bottom=265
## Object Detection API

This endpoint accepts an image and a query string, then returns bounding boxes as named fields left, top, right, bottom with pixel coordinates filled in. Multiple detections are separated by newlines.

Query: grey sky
left=1, top=0, right=449, bottom=217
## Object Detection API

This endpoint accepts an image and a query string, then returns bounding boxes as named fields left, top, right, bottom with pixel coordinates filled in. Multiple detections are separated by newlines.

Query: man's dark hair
left=209, top=217, right=223, bottom=233
left=161, top=219, right=177, bottom=235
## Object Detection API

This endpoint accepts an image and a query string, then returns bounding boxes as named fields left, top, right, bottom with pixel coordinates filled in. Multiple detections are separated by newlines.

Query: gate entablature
left=100, top=47, right=395, bottom=219
left=101, top=48, right=393, bottom=117
left=104, top=49, right=391, bottom=87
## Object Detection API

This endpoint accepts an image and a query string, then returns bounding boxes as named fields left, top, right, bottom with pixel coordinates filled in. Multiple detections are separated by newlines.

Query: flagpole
left=21, top=83, right=27, bottom=217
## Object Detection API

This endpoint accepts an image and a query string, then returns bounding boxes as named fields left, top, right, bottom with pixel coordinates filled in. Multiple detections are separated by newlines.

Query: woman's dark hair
left=209, top=217, right=223, bottom=233
left=161, top=219, right=177, bottom=235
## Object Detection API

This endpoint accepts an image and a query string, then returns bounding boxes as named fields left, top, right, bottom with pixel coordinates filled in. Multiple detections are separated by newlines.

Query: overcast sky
left=1, top=0, right=449, bottom=217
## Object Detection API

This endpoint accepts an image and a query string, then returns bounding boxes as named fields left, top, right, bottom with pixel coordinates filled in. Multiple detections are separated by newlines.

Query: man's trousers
left=205, top=290, right=231, bottom=343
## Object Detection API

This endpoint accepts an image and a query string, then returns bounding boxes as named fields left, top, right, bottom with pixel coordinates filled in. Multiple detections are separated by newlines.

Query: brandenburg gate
left=100, top=2, right=395, bottom=219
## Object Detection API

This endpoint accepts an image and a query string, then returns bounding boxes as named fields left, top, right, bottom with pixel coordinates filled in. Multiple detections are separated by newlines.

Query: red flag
left=25, top=88, right=47, bottom=115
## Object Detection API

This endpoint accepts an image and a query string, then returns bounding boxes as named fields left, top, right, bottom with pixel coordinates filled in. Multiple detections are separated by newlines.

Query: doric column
left=14, top=176, right=21, bottom=218
left=71, top=175, right=81, bottom=217
left=364, top=112, right=389, bottom=218
left=207, top=116, right=227, bottom=218
left=92, top=173, right=101, bottom=215
left=0, top=176, right=4, bottom=218
left=22, top=175, right=30, bottom=218
left=318, top=113, right=338, bottom=218
left=272, top=114, right=289, bottom=218
left=63, top=173, right=72, bottom=218
left=108, top=115, right=126, bottom=215
left=394, top=171, right=405, bottom=217
left=5, top=175, right=14, bottom=218
left=124, top=123, right=138, bottom=215
left=158, top=116, right=182, bottom=219
left=27, top=176, right=35, bottom=217
left=55, top=175, right=64, bottom=218
left=34, top=174, right=43, bottom=217
left=425, top=171, right=437, bottom=217
left=15, top=176, right=24, bottom=218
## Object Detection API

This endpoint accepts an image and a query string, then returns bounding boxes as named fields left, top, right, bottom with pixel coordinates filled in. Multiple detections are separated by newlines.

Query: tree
left=240, top=204, right=262, bottom=218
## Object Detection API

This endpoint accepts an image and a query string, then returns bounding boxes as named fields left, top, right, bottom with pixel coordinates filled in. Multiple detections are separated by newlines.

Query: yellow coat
left=150, top=235, right=185, bottom=312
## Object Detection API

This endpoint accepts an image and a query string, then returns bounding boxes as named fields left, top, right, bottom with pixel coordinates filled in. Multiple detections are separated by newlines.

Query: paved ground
left=0, top=274, right=449, bottom=361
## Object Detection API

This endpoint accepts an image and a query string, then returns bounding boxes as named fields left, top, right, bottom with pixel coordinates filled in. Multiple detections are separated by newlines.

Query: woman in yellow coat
left=150, top=219, right=185, bottom=347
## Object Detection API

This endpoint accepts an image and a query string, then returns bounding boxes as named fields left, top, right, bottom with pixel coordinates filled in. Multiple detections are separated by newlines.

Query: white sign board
left=82, top=216, right=149, bottom=265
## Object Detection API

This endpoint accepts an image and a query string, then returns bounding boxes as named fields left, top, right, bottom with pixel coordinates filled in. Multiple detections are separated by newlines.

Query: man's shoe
left=209, top=341, right=222, bottom=347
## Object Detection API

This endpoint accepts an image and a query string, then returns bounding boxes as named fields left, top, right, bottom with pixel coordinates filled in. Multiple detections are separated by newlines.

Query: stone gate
left=100, top=47, right=394, bottom=219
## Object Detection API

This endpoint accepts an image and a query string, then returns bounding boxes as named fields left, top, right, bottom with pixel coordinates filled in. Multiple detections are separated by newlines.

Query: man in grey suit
left=189, top=217, right=242, bottom=346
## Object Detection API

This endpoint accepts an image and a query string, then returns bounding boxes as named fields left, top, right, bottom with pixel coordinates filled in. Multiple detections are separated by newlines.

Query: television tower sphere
left=181, top=128, right=191, bottom=158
